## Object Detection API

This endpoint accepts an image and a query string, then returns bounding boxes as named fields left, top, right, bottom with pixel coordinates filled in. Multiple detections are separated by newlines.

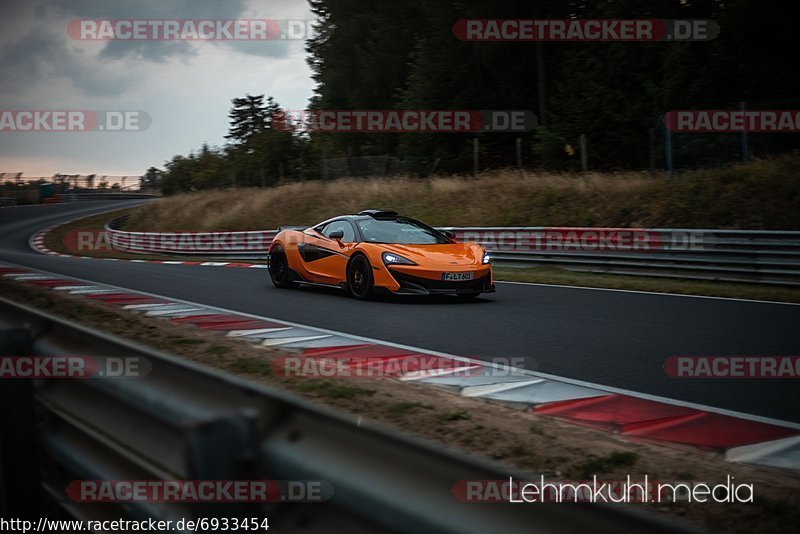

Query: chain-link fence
left=654, top=100, right=800, bottom=174
left=321, top=155, right=434, bottom=179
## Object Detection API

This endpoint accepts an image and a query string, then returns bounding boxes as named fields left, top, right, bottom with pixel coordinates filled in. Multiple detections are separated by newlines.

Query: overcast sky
left=0, top=0, right=315, bottom=178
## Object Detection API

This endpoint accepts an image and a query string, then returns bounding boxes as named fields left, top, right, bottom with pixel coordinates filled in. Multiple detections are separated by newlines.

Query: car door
left=298, top=220, right=356, bottom=285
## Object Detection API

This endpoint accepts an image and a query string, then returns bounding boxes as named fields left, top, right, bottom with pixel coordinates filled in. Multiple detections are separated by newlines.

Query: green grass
left=294, top=380, right=377, bottom=399
left=388, top=402, right=435, bottom=415
left=493, top=266, right=800, bottom=303
left=570, top=451, right=639, bottom=479
left=171, top=338, right=205, bottom=345
left=228, top=357, right=272, bottom=376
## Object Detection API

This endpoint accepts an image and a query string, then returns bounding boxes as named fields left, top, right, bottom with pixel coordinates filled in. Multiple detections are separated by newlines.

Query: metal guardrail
left=60, top=193, right=159, bottom=202
left=445, top=227, right=800, bottom=286
left=0, top=297, right=688, bottom=533
left=0, top=197, right=17, bottom=206
left=106, top=215, right=278, bottom=258
left=105, top=217, right=800, bottom=286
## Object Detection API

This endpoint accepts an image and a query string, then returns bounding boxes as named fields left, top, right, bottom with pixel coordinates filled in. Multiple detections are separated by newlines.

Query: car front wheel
left=347, top=255, right=374, bottom=299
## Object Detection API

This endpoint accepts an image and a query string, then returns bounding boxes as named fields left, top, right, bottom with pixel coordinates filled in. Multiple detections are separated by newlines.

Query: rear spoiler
left=278, top=225, right=309, bottom=231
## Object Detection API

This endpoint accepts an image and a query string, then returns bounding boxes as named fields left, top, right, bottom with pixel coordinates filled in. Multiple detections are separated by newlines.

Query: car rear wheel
left=269, top=246, right=297, bottom=288
left=347, top=255, right=374, bottom=299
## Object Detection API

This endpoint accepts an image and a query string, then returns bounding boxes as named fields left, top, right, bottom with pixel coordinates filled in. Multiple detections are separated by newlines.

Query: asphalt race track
left=2, top=202, right=798, bottom=422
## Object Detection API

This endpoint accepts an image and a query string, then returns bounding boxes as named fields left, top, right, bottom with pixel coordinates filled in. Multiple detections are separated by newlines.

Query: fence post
left=649, top=127, right=656, bottom=177
left=740, top=101, right=749, bottom=162
left=321, top=147, right=327, bottom=182
left=579, top=134, right=588, bottom=172
left=299, top=154, right=305, bottom=181
left=516, top=138, right=523, bottom=168
left=665, top=124, right=673, bottom=178
left=473, top=138, right=479, bottom=176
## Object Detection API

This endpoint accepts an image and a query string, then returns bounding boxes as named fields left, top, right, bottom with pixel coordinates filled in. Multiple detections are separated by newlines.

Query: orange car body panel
left=269, top=227, right=493, bottom=294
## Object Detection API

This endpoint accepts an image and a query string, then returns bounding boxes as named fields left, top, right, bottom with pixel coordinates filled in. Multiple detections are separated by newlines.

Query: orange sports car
left=267, top=210, right=495, bottom=299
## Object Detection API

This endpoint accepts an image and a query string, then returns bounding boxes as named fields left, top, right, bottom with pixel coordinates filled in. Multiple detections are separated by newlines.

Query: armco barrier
left=446, top=227, right=800, bottom=286
left=106, top=215, right=278, bottom=257
left=0, top=197, right=17, bottom=206
left=0, top=296, right=688, bottom=533
left=60, top=192, right=159, bottom=202
left=104, top=217, right=800, bottom=286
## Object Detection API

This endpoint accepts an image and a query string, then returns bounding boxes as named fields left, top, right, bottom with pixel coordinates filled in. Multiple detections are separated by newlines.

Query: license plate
left=441, top=272, right=474, bottom=281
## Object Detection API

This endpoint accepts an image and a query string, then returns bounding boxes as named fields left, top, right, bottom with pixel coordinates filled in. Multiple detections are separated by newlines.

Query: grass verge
left=493, top=266, right=800, bottom=303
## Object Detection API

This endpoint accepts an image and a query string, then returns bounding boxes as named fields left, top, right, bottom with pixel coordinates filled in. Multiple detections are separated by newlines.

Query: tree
left=226, top=94, right=269, bottom=146
left=141, top=167, right=162, bottom=190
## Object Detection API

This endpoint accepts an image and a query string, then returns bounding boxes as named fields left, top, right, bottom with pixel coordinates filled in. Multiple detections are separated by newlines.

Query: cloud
left=51, top=0, right=297, bottom=61
left=0, top=28, right=136, bottom=98
left=51, top=0, right=249, bottom=63
left=0, top=0, right=316, bottom=176
left=0, top=0, right=300, bottom=97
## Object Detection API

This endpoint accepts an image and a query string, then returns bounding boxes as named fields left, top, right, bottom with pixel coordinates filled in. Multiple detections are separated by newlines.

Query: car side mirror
left=329, top=229, right=345, bottom=243
left=443, top=230, right=456, bottom=241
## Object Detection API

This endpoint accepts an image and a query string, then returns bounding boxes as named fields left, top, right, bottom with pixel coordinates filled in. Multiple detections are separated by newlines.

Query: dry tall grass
left=125, top=154, right=800, bottom=231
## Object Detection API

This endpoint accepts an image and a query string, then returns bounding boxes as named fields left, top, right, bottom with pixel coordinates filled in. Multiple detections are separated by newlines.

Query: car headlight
left=482, top=251, right=491, bottom=264
left=382, top=252, right=416, bottom=265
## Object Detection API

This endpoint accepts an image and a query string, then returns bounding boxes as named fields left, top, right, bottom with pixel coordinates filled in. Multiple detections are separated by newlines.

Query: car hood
left=376, top=242, right=483, bottom=266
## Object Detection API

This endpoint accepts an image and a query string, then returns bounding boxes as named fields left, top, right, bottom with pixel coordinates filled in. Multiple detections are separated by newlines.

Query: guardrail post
left=184, top=411, right=262, bottom=518
left=0, top=328, right=41, bottom=519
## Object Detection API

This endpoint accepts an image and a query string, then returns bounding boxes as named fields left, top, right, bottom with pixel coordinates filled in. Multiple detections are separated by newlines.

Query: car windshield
left=356, top=218, right=450, bottom=245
